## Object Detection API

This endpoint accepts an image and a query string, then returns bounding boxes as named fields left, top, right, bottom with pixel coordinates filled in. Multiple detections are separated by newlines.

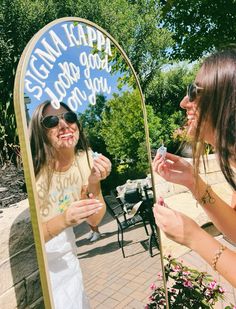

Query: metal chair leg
left=142, top=219, right=149, bottom=236
left=149, top=232, right=154, bottom=257
left=118, top=227, right=121, bottom=248
left=120, top=229, right=125, bottom=258
left=118, top=226, right=125, bottom=257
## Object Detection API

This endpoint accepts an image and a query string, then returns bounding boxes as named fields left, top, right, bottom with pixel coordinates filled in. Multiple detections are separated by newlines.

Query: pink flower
left=157, top=272, right=163, bottom=279
left=205, top=290, right=211, bottom=296
left=208, top=280, right=217, bottom=290
left=183, top=279, right=193, bottom=288
left=219, top=287, right=225, bottom=294
left=183, top=271, right=190, bottom=277
left=173, top=265, right=181, bottom=272
left=159, top=299, right=166, bottom=305
left=150, top=283, right=156, bottom=290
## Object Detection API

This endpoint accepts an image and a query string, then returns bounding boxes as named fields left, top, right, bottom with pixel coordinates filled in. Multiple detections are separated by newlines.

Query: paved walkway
left=75, top=184, right=236, bottom=308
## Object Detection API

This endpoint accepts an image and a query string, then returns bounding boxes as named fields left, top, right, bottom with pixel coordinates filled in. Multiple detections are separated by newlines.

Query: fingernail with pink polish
left=158, top=196, right=164, bottom=206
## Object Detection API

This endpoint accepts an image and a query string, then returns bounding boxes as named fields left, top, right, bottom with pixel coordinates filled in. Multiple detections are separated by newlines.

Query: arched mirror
left=14, top=17, right=168, bottom=308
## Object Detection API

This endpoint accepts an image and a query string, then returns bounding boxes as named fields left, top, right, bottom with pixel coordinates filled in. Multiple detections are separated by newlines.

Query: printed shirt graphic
left=36, top=151, right=92, bottom=222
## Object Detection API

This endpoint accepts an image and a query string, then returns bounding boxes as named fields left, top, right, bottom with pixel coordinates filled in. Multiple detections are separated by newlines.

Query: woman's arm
left=153, top=204, right=236, bottom=287
left=190, top=176, right=236, bottom=242
left=231, top=191, right=236, bottom=209
left=43, top=198, right=103, bottom=242
left=191, top=227, right=236, bottom=287
left=153, top=152, right=236, bottom=241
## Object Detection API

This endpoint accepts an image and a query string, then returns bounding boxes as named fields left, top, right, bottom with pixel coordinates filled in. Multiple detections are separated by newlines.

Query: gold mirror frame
left=13, top=17, right=168, bottom=308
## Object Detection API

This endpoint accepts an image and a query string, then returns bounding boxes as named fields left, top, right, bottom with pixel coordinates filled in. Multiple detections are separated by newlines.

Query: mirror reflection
left=22, top=19, right=163, bottom=308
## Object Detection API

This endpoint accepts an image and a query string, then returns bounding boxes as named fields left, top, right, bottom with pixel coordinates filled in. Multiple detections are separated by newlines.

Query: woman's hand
left=63, top=199, right=103, bottom=227
left=153, top=199, right=201, bottom=248
left=88, top=154, right=112, bottom=184
left=152, top=152, right=194, bottom=190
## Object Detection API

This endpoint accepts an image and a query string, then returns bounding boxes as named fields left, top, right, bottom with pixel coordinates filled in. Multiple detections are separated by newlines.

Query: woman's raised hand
left=153, top=199, right=201, bottom=248
left=152, top=152, right=194, bottom=189
left=89, top=154, right=112, bottom=184
left=63, top=199, right=103, bottom=227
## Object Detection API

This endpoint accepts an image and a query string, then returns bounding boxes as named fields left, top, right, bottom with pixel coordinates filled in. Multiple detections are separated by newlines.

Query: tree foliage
left=0, top=0, right=57, bottom=162
left=79, top=94, right=110, bottom=158
left=79, top=90, right=161, bottom=192
left=100, top=89, right=161, bottom=170
left=160, top=0, right=236, bottom=60
left=100, top=90, right=146, bottom=164
left=0, top=0, right=173, bottom=163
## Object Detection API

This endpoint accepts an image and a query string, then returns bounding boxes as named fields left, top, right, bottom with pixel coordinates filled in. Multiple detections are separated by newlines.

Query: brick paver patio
left=75, top=209, right=236, bottom=308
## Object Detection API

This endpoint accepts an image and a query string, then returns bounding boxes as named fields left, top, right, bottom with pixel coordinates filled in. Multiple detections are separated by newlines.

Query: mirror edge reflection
left=13, top=16, right=168, bottom=309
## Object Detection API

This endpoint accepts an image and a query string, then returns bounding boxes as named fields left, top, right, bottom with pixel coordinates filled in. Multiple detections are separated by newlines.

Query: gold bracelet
left=198, top=184, right=215, bottom=205
left=212, top=244, right=226, bottom=271
left=46, top=221, right=56, bottom=238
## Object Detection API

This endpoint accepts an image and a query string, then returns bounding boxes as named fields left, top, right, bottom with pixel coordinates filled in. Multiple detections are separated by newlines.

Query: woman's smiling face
left=42, top=104, right=79, bottom=150
left=180, top=93, right=215, bottom=146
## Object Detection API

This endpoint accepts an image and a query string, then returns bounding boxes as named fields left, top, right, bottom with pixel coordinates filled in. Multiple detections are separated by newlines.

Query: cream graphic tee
left=36, top=150, right=92, bottom=222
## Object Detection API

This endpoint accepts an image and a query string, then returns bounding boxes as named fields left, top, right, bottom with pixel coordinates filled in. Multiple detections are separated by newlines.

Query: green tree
left=146, top=62, right=199, bottom=114
left=0, top=0, right=173, bottom=163
left=72, top=0, right=173, bottom=90
left=100, top=89, right=161, bottom=170
left=79, top=94, right=110, bottom=157
left=0, top=0, right=57, bottom=162
left=160, top=0, right=236, bottom=60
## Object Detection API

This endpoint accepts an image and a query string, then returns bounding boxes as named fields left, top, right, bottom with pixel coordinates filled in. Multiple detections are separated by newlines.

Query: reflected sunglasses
left=41, top=111, right=78, bottom=129
left=187, top=83, right=204, bottom=102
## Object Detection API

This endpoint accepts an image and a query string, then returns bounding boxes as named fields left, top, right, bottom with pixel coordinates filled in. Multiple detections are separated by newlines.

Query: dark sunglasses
left=187, top=83, right=204, bottom=102
left=41, top=111, right=77, bottom=129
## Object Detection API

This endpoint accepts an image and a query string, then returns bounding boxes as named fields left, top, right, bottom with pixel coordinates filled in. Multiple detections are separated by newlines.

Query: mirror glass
left=14, top=18, right=167, bottom=308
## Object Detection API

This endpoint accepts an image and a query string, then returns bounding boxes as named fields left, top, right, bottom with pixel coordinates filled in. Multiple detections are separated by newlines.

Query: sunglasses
left=41, top=111, right=77, bottom=129
left=187, top=83, right=204, bottom=102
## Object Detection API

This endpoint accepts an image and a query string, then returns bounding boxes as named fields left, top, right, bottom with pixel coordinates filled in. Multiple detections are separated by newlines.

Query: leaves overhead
left=161, top=0, right=236, bottom=60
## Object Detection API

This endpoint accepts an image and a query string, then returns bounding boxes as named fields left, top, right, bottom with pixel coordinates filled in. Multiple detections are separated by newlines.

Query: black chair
left=104, top=194, right=149, bottom=258
left=123, top=188, right=143, bottom=213
left=138, top=186, right=160, bottom=256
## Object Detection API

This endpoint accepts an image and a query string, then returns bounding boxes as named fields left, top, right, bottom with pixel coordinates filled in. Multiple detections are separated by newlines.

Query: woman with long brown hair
left=30, top=100, right=111, bottom=308
left=153, top=48, right=236, bottom=287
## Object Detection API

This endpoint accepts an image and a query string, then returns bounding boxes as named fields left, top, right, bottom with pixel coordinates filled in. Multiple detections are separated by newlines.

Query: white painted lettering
left=67, top=87, right=87, bottom=111
left=25, top=79, right=42, bottom=100
left=87, top=26, right=97, bottom=47
left=25, top=70, right=46, bottom=88
left=77, top=24, right=88, bottom=46
left=44, top=87, right=61, bottom=109
left=104, top=37, right=112, bottom=56
left=62, top=23, right=79, bottom=47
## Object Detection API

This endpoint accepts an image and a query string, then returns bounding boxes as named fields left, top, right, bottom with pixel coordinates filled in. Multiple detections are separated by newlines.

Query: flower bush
left=146, top=255, right=235, bottom=309
left=172, top=126, right=190, bottom=144
left=172, top=126, right=214, bottom=156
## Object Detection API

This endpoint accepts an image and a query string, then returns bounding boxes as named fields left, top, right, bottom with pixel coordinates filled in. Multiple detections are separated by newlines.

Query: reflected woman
left=30, top=100, right=111, bottom=308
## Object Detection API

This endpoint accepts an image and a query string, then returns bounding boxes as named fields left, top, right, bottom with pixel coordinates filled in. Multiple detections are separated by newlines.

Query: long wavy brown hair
left=192, top=48, right=236, bottom=190
left=29, top=100, right=90, bottom=177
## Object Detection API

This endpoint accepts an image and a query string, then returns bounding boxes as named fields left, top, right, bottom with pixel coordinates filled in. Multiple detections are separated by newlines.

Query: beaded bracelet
left=46, top=221, right=56, bottom=238
left=212, top=244, right=226, bottom=271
